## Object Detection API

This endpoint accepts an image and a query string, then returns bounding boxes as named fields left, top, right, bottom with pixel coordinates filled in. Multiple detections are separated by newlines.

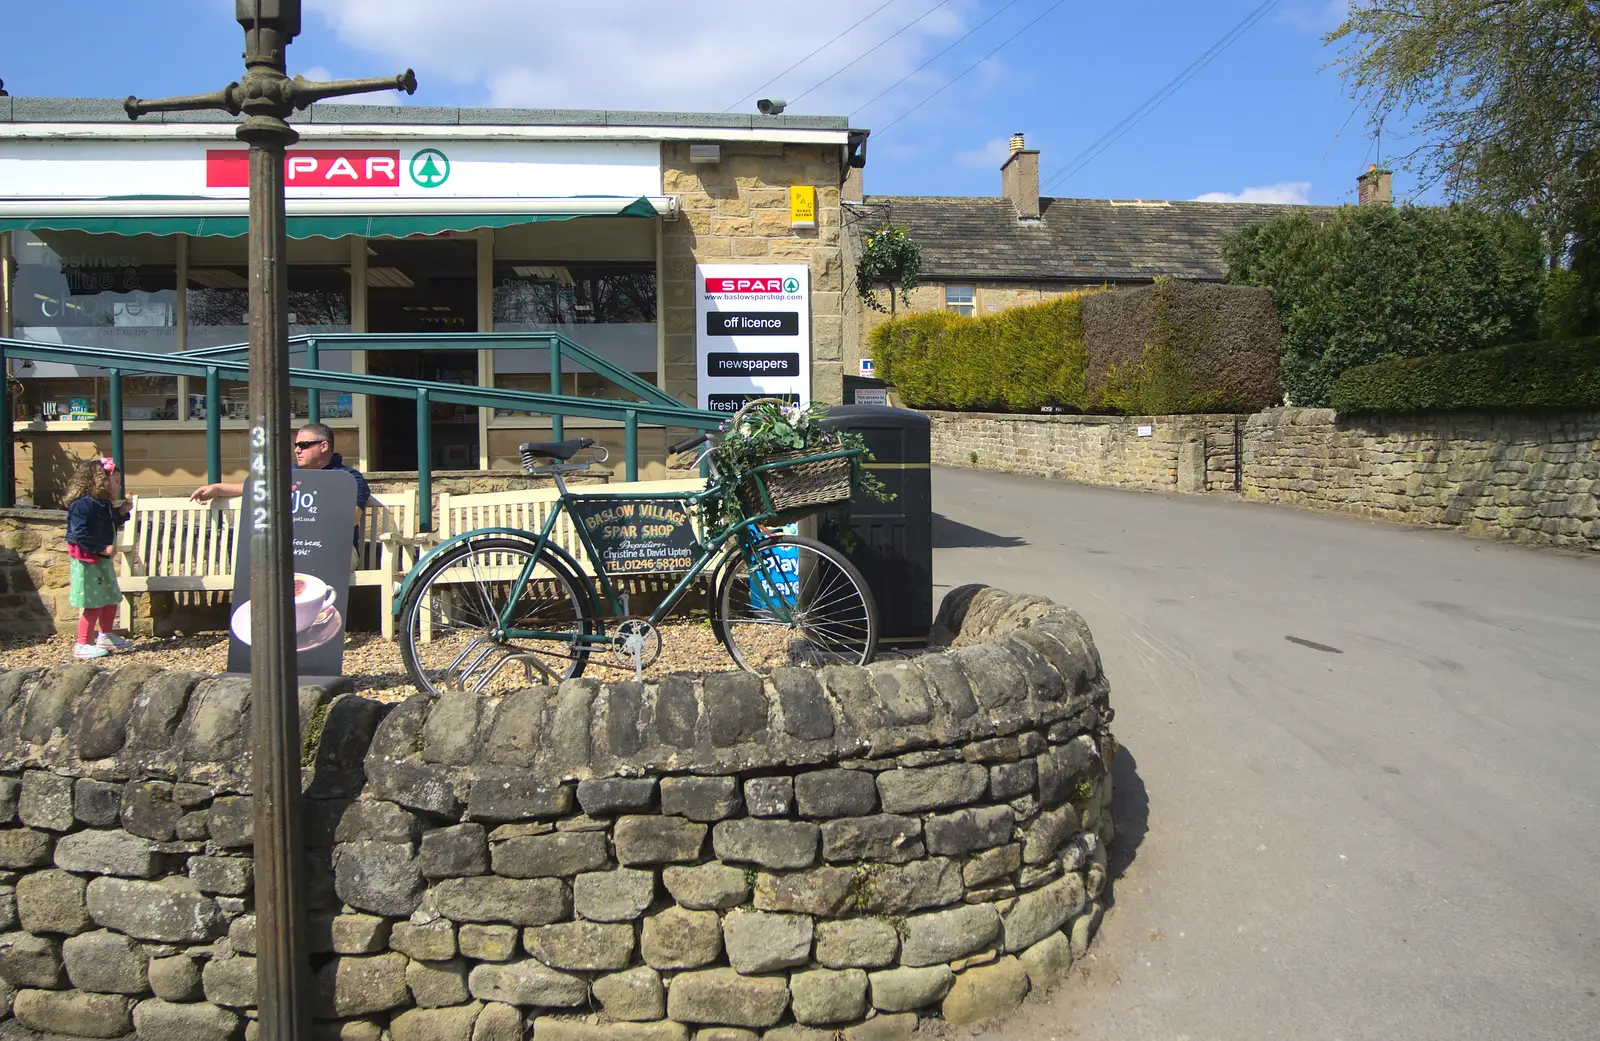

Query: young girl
left=64, top=457, right=132, bottom=660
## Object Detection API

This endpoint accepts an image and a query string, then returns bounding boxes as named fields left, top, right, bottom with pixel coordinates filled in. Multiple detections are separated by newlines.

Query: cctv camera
left=757, top=98, right=787, bottom=115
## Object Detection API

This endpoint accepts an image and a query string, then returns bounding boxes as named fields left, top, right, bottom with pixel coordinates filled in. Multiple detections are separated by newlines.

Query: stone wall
left=928, top=411, right=1241, bottom=494
left=0, top=510, right=73, bottom=638
left=1242, top=408, right=1600, bottom=550
left=0, top=586, right=1115, bottom=1041
left=928, top=407, right=1600, bottom=550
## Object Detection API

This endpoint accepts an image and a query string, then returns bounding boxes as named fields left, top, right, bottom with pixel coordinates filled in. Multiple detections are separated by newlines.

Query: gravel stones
left=85, top=878, right=224, bottom=943
left=574, top=869, right=655, bottom=922
left=712, top=820, right=819, bottom=870
left=614, top=815, right=707, bottom=866
left=640, top=907, right=722, bottom=969
left=667, top=968, right=790, bottom=1028
left=661, top=862, right=750, bottom=910
left=722, top=910, right=812, bottom=974
left=523, top=921, right=634, bottom=971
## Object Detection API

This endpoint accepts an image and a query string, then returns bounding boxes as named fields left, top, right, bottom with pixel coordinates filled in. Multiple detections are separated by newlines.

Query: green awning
left=0, top=197, right=663, bottom=239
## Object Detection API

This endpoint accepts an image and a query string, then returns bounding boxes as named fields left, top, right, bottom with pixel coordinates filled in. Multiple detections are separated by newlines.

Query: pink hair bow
left=99, top=457, right=116, bottom=473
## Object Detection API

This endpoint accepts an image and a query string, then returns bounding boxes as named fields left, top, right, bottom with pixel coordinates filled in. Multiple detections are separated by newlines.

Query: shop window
left=9, top=232, right=181, bottom=421
left=944, top=285, right=977, bottom=317
left=491, top=262, right=657, bottom=413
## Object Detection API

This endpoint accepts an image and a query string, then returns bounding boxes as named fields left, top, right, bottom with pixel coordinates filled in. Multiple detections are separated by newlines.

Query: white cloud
left=1193, top=181, right=1313, bottom=205
left=296, top=65, right=401, bottom=105
left=303, top=0, right=968, bottom=114
left=1278, top=0, right=1347, bottom=32
left=954, top=136, right=1013, bottom=169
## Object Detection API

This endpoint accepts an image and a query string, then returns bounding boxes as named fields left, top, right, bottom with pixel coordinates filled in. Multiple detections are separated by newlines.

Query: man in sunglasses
left=190, top=423, right=371, bottom=557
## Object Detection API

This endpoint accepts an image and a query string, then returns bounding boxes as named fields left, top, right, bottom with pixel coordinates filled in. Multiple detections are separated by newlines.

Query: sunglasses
left=294, top=439, right=328, bottom=450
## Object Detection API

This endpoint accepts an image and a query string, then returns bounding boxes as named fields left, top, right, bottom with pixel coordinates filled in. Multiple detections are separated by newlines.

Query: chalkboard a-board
left=570, top=498, right=698, bottom=574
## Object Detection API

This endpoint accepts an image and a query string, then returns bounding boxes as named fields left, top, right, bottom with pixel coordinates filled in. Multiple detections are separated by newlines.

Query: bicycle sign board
left=571, top=498, right=698, bottom=574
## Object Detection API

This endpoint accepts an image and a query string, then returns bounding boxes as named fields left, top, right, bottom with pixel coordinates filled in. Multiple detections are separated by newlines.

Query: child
left=64, top=457, right=132, bottom=660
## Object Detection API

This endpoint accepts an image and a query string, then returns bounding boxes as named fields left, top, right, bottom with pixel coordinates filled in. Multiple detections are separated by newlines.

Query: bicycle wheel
left=715, top=534, right=878, bottom=671
left=400, top=537, right=596, bottom=696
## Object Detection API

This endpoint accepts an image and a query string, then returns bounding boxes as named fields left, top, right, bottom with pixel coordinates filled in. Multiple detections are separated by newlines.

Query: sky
left=0, top=0, right=1434, bottom=207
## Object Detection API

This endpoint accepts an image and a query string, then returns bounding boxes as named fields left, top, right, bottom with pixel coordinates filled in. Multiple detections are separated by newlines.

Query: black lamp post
left=125, top=4, right=414, bottom=1038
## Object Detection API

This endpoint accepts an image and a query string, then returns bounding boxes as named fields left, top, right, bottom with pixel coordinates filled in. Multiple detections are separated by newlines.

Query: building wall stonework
left=929, top=407, right=1600, bottom=550
left=0, top=585, right=1115, bottom=1040
left=662, top=143, right=847, bottom=412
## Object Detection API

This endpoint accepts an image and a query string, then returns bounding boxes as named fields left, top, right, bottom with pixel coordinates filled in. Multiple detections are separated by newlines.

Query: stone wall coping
left=0, top=508, right=66, bottom=523
left=0, top=586, right=1107, bottom=802
left=921, top=410, right=1248, bottom=427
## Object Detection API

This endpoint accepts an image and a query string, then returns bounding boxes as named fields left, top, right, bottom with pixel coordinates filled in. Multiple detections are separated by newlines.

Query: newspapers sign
left=696, top=265, right=811, bottom=413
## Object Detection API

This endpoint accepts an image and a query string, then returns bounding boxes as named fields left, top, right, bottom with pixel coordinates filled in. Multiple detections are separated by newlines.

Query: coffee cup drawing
left=292, top=573, right=337, bottom=633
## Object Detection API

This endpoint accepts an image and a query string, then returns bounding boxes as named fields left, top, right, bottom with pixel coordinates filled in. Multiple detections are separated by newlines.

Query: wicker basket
left=737, top=452, right=854, bottom=519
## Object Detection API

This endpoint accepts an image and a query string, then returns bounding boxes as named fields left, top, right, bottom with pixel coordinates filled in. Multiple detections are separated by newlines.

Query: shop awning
left=0, top=195, right=672, bottom=238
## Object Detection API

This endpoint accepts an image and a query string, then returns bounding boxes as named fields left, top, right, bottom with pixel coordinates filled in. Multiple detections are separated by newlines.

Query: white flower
left=739, top=423, right=753, bottom=436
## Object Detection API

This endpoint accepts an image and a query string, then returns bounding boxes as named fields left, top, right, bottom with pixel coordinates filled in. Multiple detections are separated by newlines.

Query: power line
left=1040, top=0, right=1284, bottom=194
left=788, top=0, right=956, bottom=108
left=851, top=0, right=1027, bottom=118
left=872, top=0, right=1072, bottom=138
left=725, top=0, right=903, bottom=112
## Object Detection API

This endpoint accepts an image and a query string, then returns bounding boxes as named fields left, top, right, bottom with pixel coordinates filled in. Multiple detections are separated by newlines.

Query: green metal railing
left=0, top=332, right=720, bottom=530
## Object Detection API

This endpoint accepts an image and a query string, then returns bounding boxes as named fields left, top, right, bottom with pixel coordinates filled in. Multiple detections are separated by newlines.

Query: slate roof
left=855, top=194, right=1335, bottom=282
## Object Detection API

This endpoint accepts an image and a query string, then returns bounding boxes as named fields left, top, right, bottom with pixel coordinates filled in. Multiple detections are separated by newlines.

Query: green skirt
left=70, top=557, right=122, bottom=610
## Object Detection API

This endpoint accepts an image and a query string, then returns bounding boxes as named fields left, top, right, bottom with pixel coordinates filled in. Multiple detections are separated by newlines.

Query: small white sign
left=1137, top=425, right=1154, bottom=438
left=854, top=388, right=888, bottom=407
left=859, top=358, right=875, bottom=376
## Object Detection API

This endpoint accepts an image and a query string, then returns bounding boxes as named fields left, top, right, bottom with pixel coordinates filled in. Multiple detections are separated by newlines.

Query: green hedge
left=1331, top=338, right=1600, bottom=412
left=1080, top=279, right=1282, bottom=413
left=869, top=295, right=1090, bottom=412
left=1224, top=205, right=1547, bottom=407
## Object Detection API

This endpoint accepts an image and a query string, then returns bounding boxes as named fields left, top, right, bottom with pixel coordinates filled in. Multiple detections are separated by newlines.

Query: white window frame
left=944, top=284, right=976, bottom=317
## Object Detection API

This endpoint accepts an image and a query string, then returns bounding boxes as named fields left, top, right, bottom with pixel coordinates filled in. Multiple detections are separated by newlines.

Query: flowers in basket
left=714, top=400, right=891, bottom=529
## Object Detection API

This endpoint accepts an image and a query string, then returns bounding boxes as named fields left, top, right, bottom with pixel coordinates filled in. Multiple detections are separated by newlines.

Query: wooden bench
left=115, top=490, right=419, bottom=639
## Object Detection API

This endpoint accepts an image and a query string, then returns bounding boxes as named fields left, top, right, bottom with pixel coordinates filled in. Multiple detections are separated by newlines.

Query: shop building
left=0, top=97, right=865, bottom=503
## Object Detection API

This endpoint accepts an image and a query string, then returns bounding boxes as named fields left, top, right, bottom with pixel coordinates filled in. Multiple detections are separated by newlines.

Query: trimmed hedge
left=1331, top=338, right=1600, bottom=413
left=1081, top=278, right=1282, bottom=413
left=1225, top=205, right=1547, bottom=407
left=869, top=294, right=1091, bottom=412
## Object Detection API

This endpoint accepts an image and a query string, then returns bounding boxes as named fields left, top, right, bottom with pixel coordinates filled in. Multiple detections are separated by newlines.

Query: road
left=929, top=466, right=1600, bottom=1041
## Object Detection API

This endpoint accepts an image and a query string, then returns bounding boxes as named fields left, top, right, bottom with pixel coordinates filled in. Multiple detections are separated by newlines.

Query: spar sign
left=696, top=265, right=811, bottom=413
left=205, top=146, right=451, bottom=189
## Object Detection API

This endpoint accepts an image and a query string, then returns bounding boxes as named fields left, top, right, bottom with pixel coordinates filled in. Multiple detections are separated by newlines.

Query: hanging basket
left=736, top=451, right=855, bottom=520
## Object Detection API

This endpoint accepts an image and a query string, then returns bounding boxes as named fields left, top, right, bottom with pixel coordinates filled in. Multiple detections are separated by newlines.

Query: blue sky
left=2, top=0, right=1429, bottom=207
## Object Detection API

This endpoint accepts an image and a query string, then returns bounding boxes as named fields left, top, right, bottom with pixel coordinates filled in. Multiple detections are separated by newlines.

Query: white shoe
left=96, top=633, right=133, bottom=651
left=73, top=643, right=110, bottom=660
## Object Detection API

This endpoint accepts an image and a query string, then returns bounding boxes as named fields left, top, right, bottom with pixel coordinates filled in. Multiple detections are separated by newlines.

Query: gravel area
left=0, top=622, right=746, bottom=702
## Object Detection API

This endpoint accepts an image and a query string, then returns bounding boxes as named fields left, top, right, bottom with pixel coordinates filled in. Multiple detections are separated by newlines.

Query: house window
left=944, top=285, right=976, bottom=317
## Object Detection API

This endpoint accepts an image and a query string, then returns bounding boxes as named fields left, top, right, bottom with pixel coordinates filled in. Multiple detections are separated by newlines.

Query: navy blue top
left=295, top=453, right=371, bottom=548
left=65, top=496, right=127, bottom=555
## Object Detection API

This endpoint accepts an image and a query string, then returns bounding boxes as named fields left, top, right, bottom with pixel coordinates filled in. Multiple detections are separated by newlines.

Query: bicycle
left=393, top=406, right=880, bottom=695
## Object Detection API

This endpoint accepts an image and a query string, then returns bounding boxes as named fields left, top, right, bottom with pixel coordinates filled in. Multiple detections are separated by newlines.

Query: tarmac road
left=928, top=466, right=1600, bottom=1041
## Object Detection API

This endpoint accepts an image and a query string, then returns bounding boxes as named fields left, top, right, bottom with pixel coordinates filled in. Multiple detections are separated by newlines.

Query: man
left=191, top=423, right=371, bottom=558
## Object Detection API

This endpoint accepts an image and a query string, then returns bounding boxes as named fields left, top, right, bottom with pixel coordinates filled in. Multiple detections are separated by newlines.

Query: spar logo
left=705, top=276, right=801, bottom=294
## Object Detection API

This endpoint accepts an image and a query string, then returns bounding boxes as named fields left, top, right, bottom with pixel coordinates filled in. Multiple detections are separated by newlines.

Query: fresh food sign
left=696, top=264, right=811, bottom=413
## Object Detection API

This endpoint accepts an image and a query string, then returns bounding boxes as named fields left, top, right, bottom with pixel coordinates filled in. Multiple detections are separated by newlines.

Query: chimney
left=1357, top=165, right=1393, bottom=207
left=1001, top=131, right=1041, bottom=220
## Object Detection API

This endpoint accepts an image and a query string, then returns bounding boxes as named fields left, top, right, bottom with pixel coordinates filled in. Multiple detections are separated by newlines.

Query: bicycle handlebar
left=669, top=432, right=713, bottom=455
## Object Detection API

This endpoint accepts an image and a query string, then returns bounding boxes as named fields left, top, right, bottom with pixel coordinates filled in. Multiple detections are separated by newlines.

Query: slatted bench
left=114, top=490, right=419, bottom=638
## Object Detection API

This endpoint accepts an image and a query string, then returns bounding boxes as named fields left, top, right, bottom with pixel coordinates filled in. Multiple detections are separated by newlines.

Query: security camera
left=757, top=98, right=787, bottom=115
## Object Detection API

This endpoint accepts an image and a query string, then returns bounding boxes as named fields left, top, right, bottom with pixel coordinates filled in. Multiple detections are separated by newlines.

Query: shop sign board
left=570, top=497, right=698, bottom=575
left=695, top=265, right=811, bottom=415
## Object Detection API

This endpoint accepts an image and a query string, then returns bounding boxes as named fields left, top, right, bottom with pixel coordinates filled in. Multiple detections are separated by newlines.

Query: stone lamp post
left=124, top=3, right=416, bottom=1037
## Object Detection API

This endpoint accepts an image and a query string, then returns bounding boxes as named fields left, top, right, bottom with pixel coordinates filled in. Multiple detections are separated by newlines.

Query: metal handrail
left=0, top=336, right=721, bottom=530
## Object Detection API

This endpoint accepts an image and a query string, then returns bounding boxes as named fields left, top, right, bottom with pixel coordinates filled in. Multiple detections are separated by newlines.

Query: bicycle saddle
left=518, top=438, right=596, bottom=461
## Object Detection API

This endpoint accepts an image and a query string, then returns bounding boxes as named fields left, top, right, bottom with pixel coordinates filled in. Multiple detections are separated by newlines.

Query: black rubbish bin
left=819, top=405, right=932, bottom=649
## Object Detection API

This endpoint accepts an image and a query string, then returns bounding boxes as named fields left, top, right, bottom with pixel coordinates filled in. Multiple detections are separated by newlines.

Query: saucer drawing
left=230, top=601, right=343, bottom=652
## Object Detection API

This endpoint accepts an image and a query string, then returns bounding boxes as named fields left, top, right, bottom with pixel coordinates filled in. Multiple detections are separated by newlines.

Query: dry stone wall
left=0, top=586, right=1115, bottom=1041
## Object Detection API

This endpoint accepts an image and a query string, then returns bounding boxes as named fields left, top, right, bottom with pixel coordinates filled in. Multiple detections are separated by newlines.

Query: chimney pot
left=1357, top=166, right=1394, bottom=207
left=1009, top=132, right=1026, bottom=155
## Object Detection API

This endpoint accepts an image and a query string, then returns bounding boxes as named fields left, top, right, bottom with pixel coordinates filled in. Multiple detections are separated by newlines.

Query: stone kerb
left=0, top=585, right=1116, bottom=1041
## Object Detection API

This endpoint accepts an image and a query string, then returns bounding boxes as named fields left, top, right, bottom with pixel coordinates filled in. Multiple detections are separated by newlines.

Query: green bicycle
left=393, top=420, right=880, bottom=695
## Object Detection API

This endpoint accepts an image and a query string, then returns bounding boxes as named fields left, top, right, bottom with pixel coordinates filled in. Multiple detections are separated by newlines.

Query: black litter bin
left=819, top=405, right=932, bottom=648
